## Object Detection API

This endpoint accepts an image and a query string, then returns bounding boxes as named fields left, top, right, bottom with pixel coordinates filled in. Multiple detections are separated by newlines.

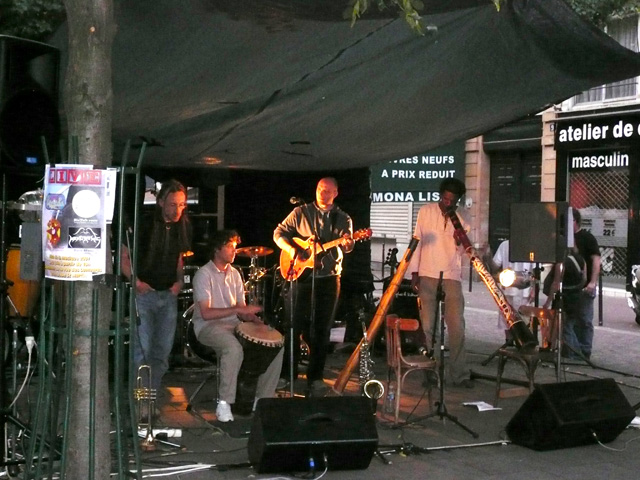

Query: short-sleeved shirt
left=408, top=202, right=468, bottom=281
left=191, top=260, right=245, bottom=336
left=574, top=229, right=600, bottom=281
left=493, top=240, right=533, bottom=298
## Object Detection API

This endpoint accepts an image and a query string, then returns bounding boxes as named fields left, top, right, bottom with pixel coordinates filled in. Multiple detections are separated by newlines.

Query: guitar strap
left=329, top=209, right=338, bottom=239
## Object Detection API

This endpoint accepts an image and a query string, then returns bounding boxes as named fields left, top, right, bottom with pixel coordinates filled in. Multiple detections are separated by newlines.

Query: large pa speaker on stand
left=0, top=35, right=60, bottom=174
left=248, top=397, right=378, bottom=473
left=509, top=202, right=570, bottom=263
left=506, top=378, right=634, bottom=450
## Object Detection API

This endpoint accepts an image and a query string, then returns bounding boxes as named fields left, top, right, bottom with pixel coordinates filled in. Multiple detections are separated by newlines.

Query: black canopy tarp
left=56, top=0, right=640, bottom=174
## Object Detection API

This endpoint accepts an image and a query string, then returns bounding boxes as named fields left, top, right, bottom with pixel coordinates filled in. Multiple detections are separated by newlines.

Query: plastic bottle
left=383, top=382, right=396, bottom=414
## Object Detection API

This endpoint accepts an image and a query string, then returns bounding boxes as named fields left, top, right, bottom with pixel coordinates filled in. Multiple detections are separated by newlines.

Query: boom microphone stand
left=404, top=272, right=478, bottom=438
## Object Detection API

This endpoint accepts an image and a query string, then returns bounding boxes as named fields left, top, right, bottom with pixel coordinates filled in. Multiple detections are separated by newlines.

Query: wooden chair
left=385, top=314, right=438, bottom=424
left=493, top=306, right=552, bottom=405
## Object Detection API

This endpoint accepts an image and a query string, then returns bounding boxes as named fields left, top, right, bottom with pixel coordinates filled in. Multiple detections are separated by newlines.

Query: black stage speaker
left=248, top=396, right=378, bottom=473
left=510, top=202, right=569, bottom=263
left=0, top=35, right=60, bottom=173
left=506, top=378, right=634, bottom=451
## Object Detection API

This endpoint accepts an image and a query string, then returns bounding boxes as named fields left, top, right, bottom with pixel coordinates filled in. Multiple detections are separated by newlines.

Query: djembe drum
left=234, top=322, right=284, bottom=414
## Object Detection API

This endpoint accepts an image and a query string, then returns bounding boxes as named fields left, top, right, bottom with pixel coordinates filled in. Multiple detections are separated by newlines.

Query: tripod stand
left=404, top=273, right=478, bottom=438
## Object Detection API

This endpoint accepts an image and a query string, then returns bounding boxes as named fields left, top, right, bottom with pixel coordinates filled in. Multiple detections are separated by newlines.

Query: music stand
left=403, top=273, right=478, bottom=438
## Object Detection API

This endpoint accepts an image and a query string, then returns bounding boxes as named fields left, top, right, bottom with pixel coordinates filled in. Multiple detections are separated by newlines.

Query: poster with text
left=42, top=165, right=111, bottom=281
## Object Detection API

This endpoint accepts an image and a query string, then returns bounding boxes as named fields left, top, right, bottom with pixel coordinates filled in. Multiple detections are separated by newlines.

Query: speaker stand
left=401, top=273, right=478, bottom=438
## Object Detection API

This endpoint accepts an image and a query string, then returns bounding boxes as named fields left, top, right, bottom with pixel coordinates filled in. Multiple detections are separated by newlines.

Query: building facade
left=371, top=14, right=640, bottom=286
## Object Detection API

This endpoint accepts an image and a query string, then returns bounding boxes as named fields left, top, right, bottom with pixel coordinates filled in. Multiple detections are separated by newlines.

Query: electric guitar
left=279, top=228, right=372, bottom=280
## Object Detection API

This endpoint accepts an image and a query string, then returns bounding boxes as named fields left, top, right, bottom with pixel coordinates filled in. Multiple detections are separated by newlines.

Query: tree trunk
left=62, top=1, right=114, bottom=478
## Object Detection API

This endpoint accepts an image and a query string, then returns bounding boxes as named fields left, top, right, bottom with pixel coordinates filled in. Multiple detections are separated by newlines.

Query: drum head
left=235, top=322, right=284, bottom=347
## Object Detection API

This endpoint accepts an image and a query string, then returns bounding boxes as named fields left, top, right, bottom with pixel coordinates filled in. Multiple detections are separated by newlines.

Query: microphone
left=289, top=196, right=305, bottom=205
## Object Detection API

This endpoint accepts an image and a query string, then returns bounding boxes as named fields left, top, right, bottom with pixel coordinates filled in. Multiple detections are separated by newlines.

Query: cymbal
left=4, top=201, right=40, bottom=211
left=236, top=246, right=274, bottom=257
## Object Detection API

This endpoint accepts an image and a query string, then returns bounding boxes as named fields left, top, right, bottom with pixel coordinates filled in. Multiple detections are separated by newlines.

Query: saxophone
left=333, top=237, right=419, bottom=394
left=446, top=208, right=538, bottom=351
left=359, top=320, right=385, bottom=404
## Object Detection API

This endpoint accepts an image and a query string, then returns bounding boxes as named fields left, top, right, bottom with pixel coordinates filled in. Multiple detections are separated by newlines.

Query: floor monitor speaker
left=248, top=396, right=378, bottom=473
left=506, top=378, right=634, bottom=450
left=509, top=202, right=569, bottom=263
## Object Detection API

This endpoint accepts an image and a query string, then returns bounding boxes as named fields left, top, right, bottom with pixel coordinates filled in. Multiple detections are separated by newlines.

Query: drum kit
left=2, top=193, right=43, bottom=362
left=236, top=245, right=273, bottom=306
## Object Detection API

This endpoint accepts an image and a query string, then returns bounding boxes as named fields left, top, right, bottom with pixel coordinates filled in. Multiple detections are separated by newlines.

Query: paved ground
left=136, top=280, right=640, bottom=480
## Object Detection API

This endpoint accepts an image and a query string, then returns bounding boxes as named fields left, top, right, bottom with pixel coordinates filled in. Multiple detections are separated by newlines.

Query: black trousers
left=282, top=275, right=340, bottom=384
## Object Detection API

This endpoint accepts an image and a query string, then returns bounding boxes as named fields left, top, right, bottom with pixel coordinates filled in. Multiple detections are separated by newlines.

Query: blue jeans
left=561, top=291, right=594, bottom=358
left=575, top=290, right=595, bottom=357
left=133, top=290, right=178, bottom=391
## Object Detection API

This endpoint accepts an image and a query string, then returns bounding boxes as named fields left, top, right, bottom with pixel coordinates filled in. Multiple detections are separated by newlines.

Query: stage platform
left=140, top=286, right=640, bottom=480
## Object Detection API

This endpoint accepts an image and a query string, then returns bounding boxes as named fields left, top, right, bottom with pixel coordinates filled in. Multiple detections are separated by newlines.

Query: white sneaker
left=216, top=401, right=234, bottom=422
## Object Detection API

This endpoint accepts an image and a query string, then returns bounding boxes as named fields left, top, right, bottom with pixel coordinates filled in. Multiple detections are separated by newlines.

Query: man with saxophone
left=191, top=230, right=283, bottom=423
left=274, top=177, right=355, bottom=397
left=409, top=178, right=474, bottom=388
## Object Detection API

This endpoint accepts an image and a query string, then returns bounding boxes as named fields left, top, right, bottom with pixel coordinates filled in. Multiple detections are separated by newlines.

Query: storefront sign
left=370, top=141, right=465, bottom=202
left=555, top=115, right=640, bottom=149
left=569, top=150, right=630, bottom=171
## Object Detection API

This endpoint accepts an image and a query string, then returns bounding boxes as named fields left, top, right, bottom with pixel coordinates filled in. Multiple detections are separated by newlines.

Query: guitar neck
left=317, top=237, right=343, bottom=252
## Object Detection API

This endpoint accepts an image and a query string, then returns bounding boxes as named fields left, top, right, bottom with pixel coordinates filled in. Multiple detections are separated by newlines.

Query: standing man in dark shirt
left=122, top=179, right=192, bottom=394
left=571, top=209, right=601, bottom=360
left=274, top=177, right=354, bottom=397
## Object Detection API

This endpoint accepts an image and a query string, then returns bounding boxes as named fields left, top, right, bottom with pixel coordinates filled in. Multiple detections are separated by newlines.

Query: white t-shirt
left=191, top=260, right=245, bottom=336
left=408, top=202, right=468, bottom=281
left=493, top=240, right=533, bottom=299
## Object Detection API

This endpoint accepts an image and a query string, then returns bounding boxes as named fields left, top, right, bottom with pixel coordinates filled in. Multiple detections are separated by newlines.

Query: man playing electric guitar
left=273, top=177, right=355, bottom=397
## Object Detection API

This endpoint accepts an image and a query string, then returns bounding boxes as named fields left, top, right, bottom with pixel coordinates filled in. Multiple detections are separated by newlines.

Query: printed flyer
left=42, top=165, right=114, bottom=281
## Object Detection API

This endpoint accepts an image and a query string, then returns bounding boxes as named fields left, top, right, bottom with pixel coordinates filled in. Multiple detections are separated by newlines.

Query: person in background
left=570, top=209, right=600, bottom=360
left=484, top=239, right=534, bottom=345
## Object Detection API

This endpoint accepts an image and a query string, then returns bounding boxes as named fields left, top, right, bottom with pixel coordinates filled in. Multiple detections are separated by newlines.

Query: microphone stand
left=281, top=200, right=323, bottom=397
left=285, top=254, right=297, bottom=397
left=403, top=272, right=478, bottom=439
left=305, top=203, right=325, bottom=396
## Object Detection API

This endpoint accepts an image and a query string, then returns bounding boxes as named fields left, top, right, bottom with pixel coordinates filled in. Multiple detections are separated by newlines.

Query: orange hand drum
left=234, top=322, right=283, bottom=414
left=6, top=246, right=40, bottom=318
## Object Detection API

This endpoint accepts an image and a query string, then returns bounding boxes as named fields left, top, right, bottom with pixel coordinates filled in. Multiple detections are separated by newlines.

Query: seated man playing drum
left=191, top=229, right=284, bottom=422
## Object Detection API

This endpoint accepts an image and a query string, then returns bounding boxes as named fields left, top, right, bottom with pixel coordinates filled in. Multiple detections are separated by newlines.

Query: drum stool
left=185, top=319, right=220, bottom=411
